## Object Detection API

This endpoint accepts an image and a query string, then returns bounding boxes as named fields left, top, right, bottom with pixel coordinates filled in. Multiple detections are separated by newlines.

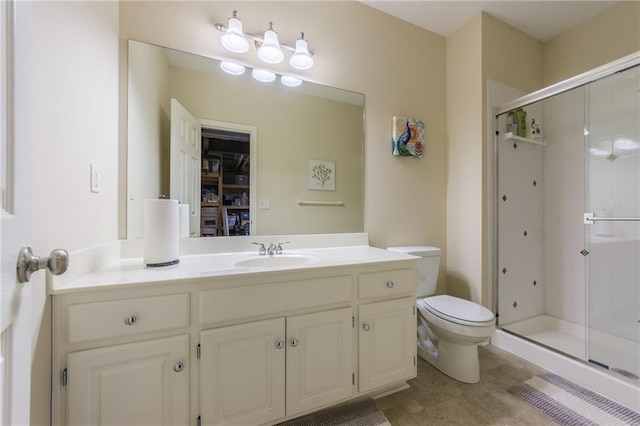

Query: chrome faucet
left=267, top=243, right=278, bottom=255
left=254, top=241, right=290, bottom=255
left=252, top=242, right=267, bottom=255
left=273, top=241, right=290, bottom=255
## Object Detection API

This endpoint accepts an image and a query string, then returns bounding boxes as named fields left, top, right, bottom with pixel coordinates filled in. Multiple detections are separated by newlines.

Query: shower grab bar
left=584, top=213, right=640, bottom=224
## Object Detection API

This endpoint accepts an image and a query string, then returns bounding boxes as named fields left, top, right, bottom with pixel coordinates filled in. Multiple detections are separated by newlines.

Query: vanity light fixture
left=252, top=68, right=276, bottom=83
left=257, top=22, right=284, bottom=64
left=220, top=10, right=250, bottom=54
left=289, top=33, right=314, bottom=70
left=220, top=61, right=246, bottom=76
left=280, top=75, right=302, bottom=87
left=215, top=11, right=314, bottom=70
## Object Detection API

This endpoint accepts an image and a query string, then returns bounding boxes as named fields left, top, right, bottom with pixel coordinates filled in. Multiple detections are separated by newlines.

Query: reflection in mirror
left=127, top=40, right=364, bottom=239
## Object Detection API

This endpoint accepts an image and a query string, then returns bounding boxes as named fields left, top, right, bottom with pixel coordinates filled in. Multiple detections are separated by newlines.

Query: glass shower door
left=585, top=64, right=640, bottom=381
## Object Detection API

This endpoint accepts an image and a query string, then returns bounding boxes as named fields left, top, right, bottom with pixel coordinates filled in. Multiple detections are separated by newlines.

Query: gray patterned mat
left=510, top=373, right=640, bottom=426
left=275, top=398, right=391, bottom=426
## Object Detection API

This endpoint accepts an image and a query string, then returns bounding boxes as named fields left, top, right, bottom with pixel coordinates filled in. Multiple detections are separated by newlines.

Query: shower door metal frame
left=492, top=50, right=640, bottom=326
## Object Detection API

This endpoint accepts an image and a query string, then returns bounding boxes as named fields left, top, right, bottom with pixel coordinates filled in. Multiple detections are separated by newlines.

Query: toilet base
left=420, top=339, right=480, bottom=384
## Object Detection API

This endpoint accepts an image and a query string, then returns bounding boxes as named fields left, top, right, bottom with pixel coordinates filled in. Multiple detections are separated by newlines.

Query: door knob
left=362, top=323, right=371, bottom=331
left=16, top=247, right=69, bottom=283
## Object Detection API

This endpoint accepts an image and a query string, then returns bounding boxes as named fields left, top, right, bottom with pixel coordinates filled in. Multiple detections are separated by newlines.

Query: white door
left=200, top=318, right=285, bottom=426
left=1, top=1, right=35, bottom=424
left=358, top=297, right=416, bottom=393
left=170, top=98, right=201, bottom=237
left=67, top=335, right=189, bottom=425
left=286, top=308, right=353, bottom=416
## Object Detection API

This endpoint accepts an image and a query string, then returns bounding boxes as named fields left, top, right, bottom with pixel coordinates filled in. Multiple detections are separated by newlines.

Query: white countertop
left=49, top=235, right=418, bottom=294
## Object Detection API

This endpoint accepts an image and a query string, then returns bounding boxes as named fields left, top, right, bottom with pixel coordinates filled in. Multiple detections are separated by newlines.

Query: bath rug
left=275, top=398, right=391, bottom=426
left=509, top=373, right=640, bottom=425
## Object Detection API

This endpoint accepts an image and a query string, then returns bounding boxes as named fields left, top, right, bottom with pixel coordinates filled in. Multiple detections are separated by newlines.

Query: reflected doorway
left=200, top=122, right=257, bottom=237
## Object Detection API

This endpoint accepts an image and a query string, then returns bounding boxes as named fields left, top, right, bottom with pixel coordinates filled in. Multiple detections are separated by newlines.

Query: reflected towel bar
left=297, top=200, right=345, bottom=207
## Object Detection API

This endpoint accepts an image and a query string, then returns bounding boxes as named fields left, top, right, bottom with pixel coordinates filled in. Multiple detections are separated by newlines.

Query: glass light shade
left=221, top=17, right=250, bottom=53
left=257, top=29, right=284, bottom=64
left=252, top=68, right=276, bottom=83
left=280, top=75, right=302, bottom=87
left=289, top=38, right=314, bottom=70
left=220, top=61, right=246, bottom=76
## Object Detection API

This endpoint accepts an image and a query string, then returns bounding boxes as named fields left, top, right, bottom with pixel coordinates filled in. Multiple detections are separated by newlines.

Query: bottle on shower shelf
left=530, top=118, right=542, bottom=140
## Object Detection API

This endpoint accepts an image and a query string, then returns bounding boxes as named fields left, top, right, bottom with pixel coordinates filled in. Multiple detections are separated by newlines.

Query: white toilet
left=388, top=246, right=495, bottom=383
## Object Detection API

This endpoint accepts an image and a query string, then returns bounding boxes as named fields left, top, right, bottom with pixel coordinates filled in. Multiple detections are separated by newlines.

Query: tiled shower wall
left=543, top=89, right=586, bottom=326
left=497, top=103, right=545, bottom=325
left=499, top=87, right=588, bottom=327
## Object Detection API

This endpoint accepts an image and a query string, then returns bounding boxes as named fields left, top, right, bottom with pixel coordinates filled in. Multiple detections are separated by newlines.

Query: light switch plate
left=258, top=198, right=270, bottom=209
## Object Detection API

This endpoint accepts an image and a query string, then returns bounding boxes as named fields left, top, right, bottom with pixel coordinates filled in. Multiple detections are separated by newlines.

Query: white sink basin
left=234, top=254, right=317, bottom=269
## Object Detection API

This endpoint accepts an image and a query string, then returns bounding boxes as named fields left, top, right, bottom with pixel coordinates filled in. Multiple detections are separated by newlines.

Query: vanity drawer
left=67, top=293, right=190, bottom=344
left=199, top=275, right=352, bottom=324
left=358, top=269, right=415, bottom=299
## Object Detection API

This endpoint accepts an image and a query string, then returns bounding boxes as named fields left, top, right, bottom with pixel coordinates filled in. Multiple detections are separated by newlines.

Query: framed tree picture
left=308, top=159, right=335, bottom=191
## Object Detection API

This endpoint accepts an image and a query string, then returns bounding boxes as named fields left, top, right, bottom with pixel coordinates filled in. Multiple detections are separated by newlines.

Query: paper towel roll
left=144, top=199, right=179, bottom=266
left=178, top=204, right=190, bottom=238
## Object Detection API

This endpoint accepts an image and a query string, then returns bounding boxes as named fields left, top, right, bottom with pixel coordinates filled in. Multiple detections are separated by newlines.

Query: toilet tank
left=387, top=246, right=441, bottom=297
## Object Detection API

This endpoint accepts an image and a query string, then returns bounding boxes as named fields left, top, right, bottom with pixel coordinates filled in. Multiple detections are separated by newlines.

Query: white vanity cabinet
left=200, top=308, right=352, bottom=426
left=53, top=291, right=192, bottom=425
left=67, top=335, right=190, bottom=425
left=357, top=269, right=417, bottom=393
left=52, top=255, right=416, bottom=426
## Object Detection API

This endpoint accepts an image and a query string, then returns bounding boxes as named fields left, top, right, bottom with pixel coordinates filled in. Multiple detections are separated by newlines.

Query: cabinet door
left=200, top=318, right=285, bottom=426
left=286, top=307, right=353, bottom=416
left=67, top=335, right=189, bottom=426
left=358, top=297, right=416, bottom=393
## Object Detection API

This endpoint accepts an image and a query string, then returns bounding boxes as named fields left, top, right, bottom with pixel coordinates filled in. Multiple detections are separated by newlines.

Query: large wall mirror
left=127, top=40, right=364, bottom=239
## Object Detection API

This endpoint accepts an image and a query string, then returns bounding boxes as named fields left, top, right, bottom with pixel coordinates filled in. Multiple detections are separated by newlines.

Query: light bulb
left=257, top=23, right=284, bottom=64
left=220, top=11, right=249, bottom=53
left=220, top=61, right=246, bottom=76
left=281, top=75, right=302, bottom=87
left=289, top=33, right=314, bottom=70
left=252, top=69, right=276, bottom=83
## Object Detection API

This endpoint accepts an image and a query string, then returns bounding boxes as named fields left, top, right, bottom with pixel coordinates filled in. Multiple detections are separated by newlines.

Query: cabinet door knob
left=386, top=281, right=395, bottom=288
left=362, top=323, right=371, bottom=332
left=290, top=338, right=298, bottom=347
left=124, top=315, right=137, bottom=326
left=275, top=340, right=285, bottom=349
left=173, top=362, right=184, bottom=373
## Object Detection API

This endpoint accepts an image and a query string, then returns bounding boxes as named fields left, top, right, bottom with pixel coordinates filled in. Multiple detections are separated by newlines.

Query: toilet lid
left=422, top=295, right=494, bottom=324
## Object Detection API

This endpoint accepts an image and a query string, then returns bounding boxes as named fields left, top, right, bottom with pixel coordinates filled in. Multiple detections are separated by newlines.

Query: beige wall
left=446, top=15, right=483, bottom=302
left=447, top=13, right=543, bottom=305
left=30, top=1, right=120, bottom=424
left=543, top=1, right=640, bottom=86
left=120, top=1, right=449, bottom=291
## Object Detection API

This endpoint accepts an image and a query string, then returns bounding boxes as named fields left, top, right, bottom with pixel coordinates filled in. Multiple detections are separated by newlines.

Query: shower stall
left=494, top=53, right=640, bottom=393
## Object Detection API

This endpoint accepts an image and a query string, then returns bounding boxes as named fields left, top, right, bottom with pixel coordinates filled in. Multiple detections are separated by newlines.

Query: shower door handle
left=584, top=213, right=640, bottom=224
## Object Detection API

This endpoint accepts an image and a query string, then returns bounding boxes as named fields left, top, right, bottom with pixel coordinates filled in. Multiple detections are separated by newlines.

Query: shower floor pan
left=501, top=314, right=639, bottom=380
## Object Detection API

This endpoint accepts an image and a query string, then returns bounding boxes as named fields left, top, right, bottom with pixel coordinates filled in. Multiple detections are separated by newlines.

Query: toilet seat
left=420, top=295, right=494, bottom=327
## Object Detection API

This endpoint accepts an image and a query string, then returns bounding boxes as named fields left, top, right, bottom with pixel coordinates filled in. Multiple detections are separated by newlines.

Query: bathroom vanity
left=50, top=235, right=417, bottom=425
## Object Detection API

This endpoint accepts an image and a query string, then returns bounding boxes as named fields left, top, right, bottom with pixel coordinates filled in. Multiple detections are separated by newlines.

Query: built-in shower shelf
left=503, top=132, right=546, bottom=146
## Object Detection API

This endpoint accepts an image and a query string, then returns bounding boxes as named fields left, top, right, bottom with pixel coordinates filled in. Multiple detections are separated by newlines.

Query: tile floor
left=377, top=345, right=562, bottom=425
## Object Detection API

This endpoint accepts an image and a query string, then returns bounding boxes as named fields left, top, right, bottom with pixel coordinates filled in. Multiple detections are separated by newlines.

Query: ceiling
left=361, top=1, right=618, bottom=42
